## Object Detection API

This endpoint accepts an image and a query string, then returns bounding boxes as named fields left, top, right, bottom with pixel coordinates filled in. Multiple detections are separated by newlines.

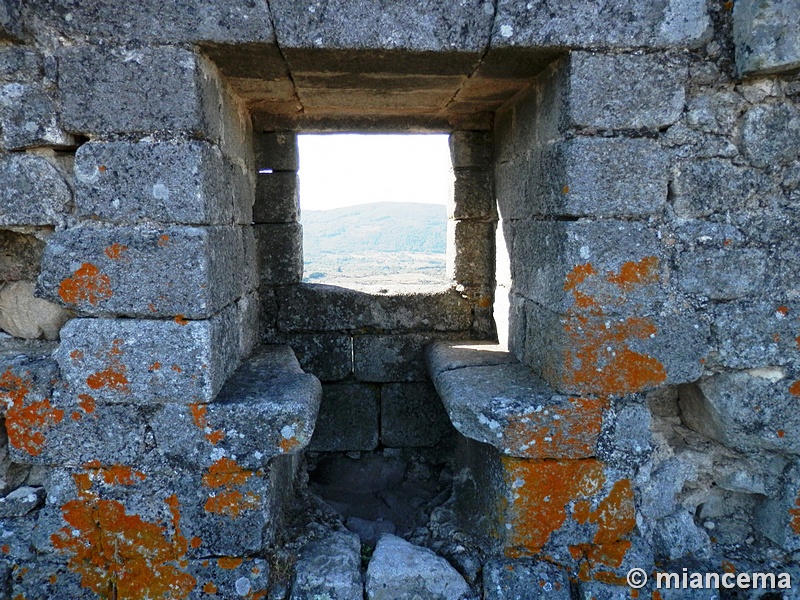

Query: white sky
left=297, top=134, right=453, bottom=211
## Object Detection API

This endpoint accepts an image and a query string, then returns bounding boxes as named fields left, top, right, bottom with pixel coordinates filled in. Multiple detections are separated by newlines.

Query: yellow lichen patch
left=77, top=394, right=96, bottom=414
left=1, top=368, right=64, bottom=457
left=203, top=581, right=219, bottom=594
left=58, top=263, right=113, bottom=306
left=104, top=243, right=128, bottom=260
left=502, top=457, right=605, bottom=556
left=175, top=315, right=189, bottom=326
left=217, top=557, right=243, bottom=570
left=560, top=259, right=667, bottom=396
left=86, top=339, right=129, bottom=394
left=789, top=491, right=800, bottom=535
left=279, top=435, right=301, bottom=453
left=82, top=461, right=146, bottom=487
left=504, top=397, right=608, bottom=458
left=51, top=472, right=195, bottom=599
left=189, top=404, right=225, bottom=445
left=202, top=458, right=261, bottom=518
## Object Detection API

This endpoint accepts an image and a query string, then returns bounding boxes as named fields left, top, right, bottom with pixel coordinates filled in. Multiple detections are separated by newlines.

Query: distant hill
left=301, top=202, right=448, bottom=288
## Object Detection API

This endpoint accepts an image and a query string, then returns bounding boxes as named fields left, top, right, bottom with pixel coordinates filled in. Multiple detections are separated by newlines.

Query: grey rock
left=56, top=310, right=241, bottom=405
left=74, top=140, right=238, bottom=225
left=676, top=248, right=767, bottom=300
left=0, top=153, right=71, bottom=226
left=188, top=558, right=270, bottom=600
left=639, top=458, right=694, bottom=521
left=493, top=0, right=710, bottom=48
left=426, top=341, right=518, bottom=377
left=365, top=534, right=469, bottom=600
left=0, top=0, right=22, bottom=41
left=484, top=559, right=570, bottom=600
left=0, top=281, right=72, bottom=340
left=0, top=230, right=45, bottom=282
left=734, top=0, right=800, bottom=76
left=0, top=83, right=74, bottom=150
left=597, top=402, right=652, bottom=470
left=449, top=131, right=492, bottom=168
left=309, top=383, right=380, bottom=452
left=0, top=515, right=34, bottom=560
left=346, top=516, right=397, bottom=546
left=679, top=372, right=800, bottom=455
left=0, top=47, right=42, bottom=82
left=653, top=511, right=711, bottom=561
left=38, top=224, right=244, bottom=318
left=268, top=332, right=353, bottom=381
left=354, top=333, right=455, bottom=382
left=447, top=219, right=495, bottom=286
left=754, top=461, right=800, bottom=551
left=450, top=169, right=495, bottom=221
left=254, top=131, right=298, bottom=171
left=567, top=52, right=686, bottom=129
left=254, top=171, right=300, bottom=223
left=576, top=582, right=638, bottom=600
left=741, top=102, right=800, bottom=168
left=290, top=530, right=363, bottom=600
left=671, top=159, right=768, bottom=218
left=381, top=382, right=452, bottom=447
left=0, top=486, right=44, bottom=517
left=255, top=223, right=304, bottom=285
left=10, top=558, right=97, bottom=599
left=685, top=90, right=746, bottom=135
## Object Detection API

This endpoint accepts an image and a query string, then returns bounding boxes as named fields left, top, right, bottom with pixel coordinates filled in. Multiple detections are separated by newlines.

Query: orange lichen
left=82, top=462, right=146, bottom=487
left=190, top=537, right=202, bottom=549
left=58, top=263, right=113, bottom=306
left=78, top=394, right=95, bottom=414
left=70, top=350, right=84, bottom=361
left=175, top=315, right=189, bottom=326
left=778, top=430, right=785, bottom=438
left=104, top=243, right=128, bottom=260
left=202, top=458, right=261, bottom=518
left=505, top=398, right=607, bottom=458
left=158, top=235, right=170, bottom=247
left=789, top=491, right=800, bottom=535
left=86, top=339, right=129, bottom=394
left=203, top=581, right=219, bottom=594
left=189, top=404, right=225, bottom=445
left=279, top=436, right=301, bottom=453
left=502, top=458, right=605, bottom=556
left=559, top=259, right=667, bottom=396
left=172, top=364, right=182, bottom=373
left=777, top=306, right=789, bottom=316
left=150, top=362, right=161, bottom=371
left=790, top=381, right=800, bottom=397
left=217, top=557, right=243, bottom=570
left=52, top=471, right=195, bottom=599
left=1, top=368, right=64, bottom=456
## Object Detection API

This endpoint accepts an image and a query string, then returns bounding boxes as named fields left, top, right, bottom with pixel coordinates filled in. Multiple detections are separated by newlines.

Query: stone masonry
left=0, top=0, right=799, bottom=598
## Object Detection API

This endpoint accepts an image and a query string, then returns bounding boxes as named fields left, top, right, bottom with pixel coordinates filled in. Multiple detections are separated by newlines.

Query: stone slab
left=254, top=131, right=298, bottom=172
left=290, top=530, right=363, bottom=600
left=447, top=219, right=495, bottom=286
left=380, top=382, right=452, bottom=447
left=55, top=310, right=240, bottom=405
left=254, top=171, right=300, bottom=223
left=671, top=158, right=769, bottom=218
left=309, top=383, right=379, bottom=452
left=0, top=153, right=71, bottom=226
left=741, top=102, right=800, bottom=168
left=450, top=169, right=495, bottom=221
left=267, top=332, right=353, bottom=381
left=354, top=333, right=457, bottom=382
left=676, top=248, right=767, bottom=301
left=483, top=559, right=571, bottom=600
left=39, top=224, right=244, bottom=318
left=0, top=230, right=45, bottom=282
left=188, top=557, right=270, bottom=599
left=0, top=84, right=74, bottom=150
left=254, top=223, right=303, bottom=285
left=734, top=0, right=800, bottom=76
left=0, top=0, right=22, bottom=41
left=449, top=131, right=492, bottom=168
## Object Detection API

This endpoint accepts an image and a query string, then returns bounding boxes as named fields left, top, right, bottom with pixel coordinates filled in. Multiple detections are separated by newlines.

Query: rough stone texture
left=426, top=341, right=518, bottom=377
left=380, top=382, right=452, bottom=447
left=59, top=46, right=225, bottom=137
left=483, top=559, right=570, bottom=600
left=254, top=171, right=300, bottom=223
left=39, top=224, right=245, bottom=318
left=447, top=220, right=495, bottom=285
left=671, top=158, right=768, bottom=218
left=254, top=131, right=298, bottom=171
left=428, top=342, right=604, bottom=459
left=0, top=84, right=75, bottom=150
left=741, top=102, right=800, bottom=168
left=9, top=558, right=95, bottom=600
left=277, top=285, right=473, bottom=332
left=0, top=281, right=73, bottom=340
left=0, top=0, right=22, bottom=41
left=493, top=0, right=711, bottom=48
left=0, top=47, right=42, bottom=82
left=450, top=131, right=492, bottom=168
left=290, top=530, right=363, bottom=600
left=652, top=511, right=711, bottom=561
left=309, top=383, right=379, bottom=452
left=679, top=372, right=800, bottom=455
left=566, top=52, right=687, bottom=130
left=187, top=558, right=270, bottom=599
left=734, top=0, right=800, bottom=76
left=754, top=461, right=800, bottom=551
left=0, top=230, right=45, bottom=282
left=267, top=332, right=353, bottom=381
left=56, top=310, right=240, bottom=405
left=74, top=140, right=241, bottom=225
left=150, top=345, right=322, bottom=470
left=0, top=486, right=44, bottom=517
left=354, top=333, right=455, bottom=382
left=365, top=534, right=470, bottom=600
left=676, top=248, right=768, bottom=300
left=254, top=223, right=304, bottom=285
left=450, top=170, right=495, bottom=221
left=0, top=154, right=71, bottom=226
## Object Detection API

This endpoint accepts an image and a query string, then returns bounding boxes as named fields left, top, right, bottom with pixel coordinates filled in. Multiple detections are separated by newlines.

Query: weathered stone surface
left=450, top=131, right=492, bottom=168
left=652, top=511, right=711, bottom=561
left=679, top=372, right=800, bottom=455
left=483, top=559, right=570, bottom=600
left=268, top=332, right=353, bottom=381
left=39, top=224, right=244, bottom=318
left=447, top=220, right=494, bottom=285
left=713, top=301, right=800, bottom=369
left=450, top=170, right=495, bottom=220
left=0, top=230, right=45, bottom=282
left=74, top=140, right=238, bottom=224
left=59, top=46, right=224, bottom=136
left=290, top=530, right=363, bottom=600
left=0, top=154, right=71, bottom=226
left=254, top=171, right=300, bottom=223
left=277, top=285, right=473, bottom=332
left=0, top=84, right=74, bottom=150
left=741, top=102, right=800, bottom=168
left=566, top=52, right=686, bottom=129
left=10, top=558, right=95, bottom=600
left=309, top=383, right=379, bottom=452
left=56, top=311, right=240, bottom=405
left=26, top=0, right=275, bottom=44
left=150, top=345, right=322, bottom=470
left=254, top=223, right=303, bottom=285
left=0, top=47, right=42, bottom=82
left=254, top=131, right=298, bottom=171
left=676, top=248, right=767, bottom=300
left=596, top=402, right=652, bottom=471
left=0, top=486, right=44, bottom=517
left=493, top=0, right=711, bottom=48
left=734, top=0, right=800, bottom=76
left=427, top=341, right=518, bottom=377
left=188, top=557, right=270, bottom=599
left=684, top=90, right=747, bottom=135
left=0, top=281, right=72, bottom=340
left=381, top=382, right=452, bottom=447
left=270, top=0, right=493, bottom=52
left=365, top=534, right=469, bottom=600
left=354, top=333, right=452, bottom=382
left=0, top=0, right=22, bottom=41
left=671, top=159, right=768, bottom=218
left=754, top=461, right=800, bottom=551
